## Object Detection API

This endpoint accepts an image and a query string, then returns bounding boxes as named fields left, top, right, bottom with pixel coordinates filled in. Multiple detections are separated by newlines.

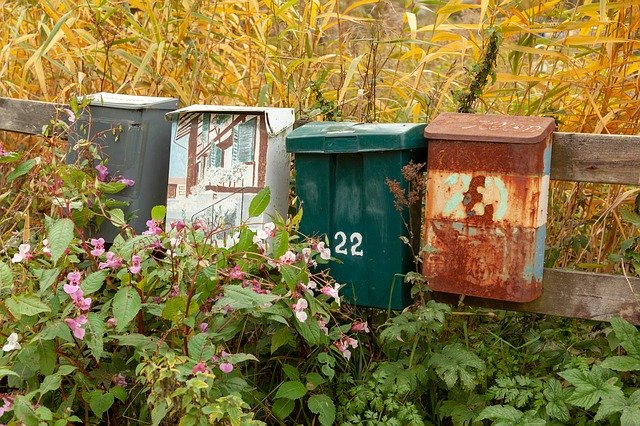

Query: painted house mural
left=165, top=106, right=294, bottom=228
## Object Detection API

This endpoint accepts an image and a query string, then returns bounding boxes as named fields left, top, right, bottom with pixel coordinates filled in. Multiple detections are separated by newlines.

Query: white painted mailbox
left=165, top=106, right=295, bottom=228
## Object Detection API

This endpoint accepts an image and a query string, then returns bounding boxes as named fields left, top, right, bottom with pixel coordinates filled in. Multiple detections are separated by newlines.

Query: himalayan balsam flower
left=106, top=317, right=117, bottom=327
left=65, top=315, right=88, bottom=339
left=316, top=242, right=331, bottom=260
left=199, top=322, right=209, bottom=333
left=11, top=244, right=32, bottom=263
left=335, top=335, right=359, bottom=360
left=99, top=252, right=123, bottom=270
left=292, top=298, right=308, bottom=322
left=42, top=239, right=51, bottom=255
left=73, top=296, right=92, bottom=312
left=95, top=164, right=108, bottom=182
left=192, top=362, right=208, bottom=374
left=317, top=317, right=329, bottom=335
left=321, top=283, right=341, bottom=305
left=0, top=396, right=13, bottom=416
left=351, top=321, right=370, bottom=333
left=142, top=220, right=163, bottom=236
left=112, top=373, right=127, bottom=387
left=170, top=220, right=186, bottom=232
left=63, top=108, right=76, bottom=123
left=2, top=333, right=20, bottom=352
left=219, top=362, right=233, bottom=373
left=118, top=177, right=135, bottom=186
left=228, top=265, right=244, bottom=280
left=279, top=251, right=297, bottom=264
left=255, top=222, right=276, bottom=240
left=129, top=255, right=142, bottom=274
left=90, top=238, right=105, bottom=257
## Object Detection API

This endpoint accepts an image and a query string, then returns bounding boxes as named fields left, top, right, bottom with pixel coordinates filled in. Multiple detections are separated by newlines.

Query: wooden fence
left=2, top=97, right=640, bottom=324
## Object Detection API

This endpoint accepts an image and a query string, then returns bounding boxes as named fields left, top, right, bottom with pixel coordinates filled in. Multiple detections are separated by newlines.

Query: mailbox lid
left=84, top=92, right=178, bottom=110
left=286, top=122, right=426, bottom=153
left=424, top=113, right=555, bottom=144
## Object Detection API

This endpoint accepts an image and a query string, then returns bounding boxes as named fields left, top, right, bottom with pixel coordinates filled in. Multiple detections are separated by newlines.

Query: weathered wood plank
left=433, top=268, right=640, bottom=324
left=0, top=97, right=62, bottom=136
left=551, top=132, right=640, bottom=185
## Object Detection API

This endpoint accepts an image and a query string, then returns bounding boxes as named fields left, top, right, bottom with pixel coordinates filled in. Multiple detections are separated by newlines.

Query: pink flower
left=279, top=251, right=297, bottom=265
left=95, top=164, right=108, bottom=182
left=292, top=298, right=308, bottom=322
left=317, top=317, right=329, bottom=335
left=192, top=361, right=208, bottom=374
left=169, top=285, right=179, bottom=297
left=11, top=244, right=32, bottom=263
left=219, top=362, right=233, bottom=373
left=255, top=222, right=276, bottom=240
left=0, top=396, right=13, bottom=416
left=106, top=317, right=117, bottom=327
left=142, top=220, right=163, bottom=236
left=112, top=373, right=127, bottom=387
left=65, top=315, right=88, bottom=340
left=73, top=296, right=92, bottom=312
left=351, top=321, right=370, bottom=333
left=129, top=255, right=142, bottom=274
left=316, top=242, right=331, bottom=260
left=63, top=282, right=81, bottom=298
left=63, top=108, right=76, bottom=123
left=335, top=335, right=358, bottom=360
left=90, top=238, right=105, bottom=257
left=118, top=177, right=135, bottom=186
left=170, top=220, right=186, bottom=231
left=98, top=252, right=122, bottom=270
left=321, top=283, right=341, bottom=305
left=199, top=322, right=209, bottom=333
left=42, top=239, right=51, bottom=256
left=228, top=265, right=244, bottom=280
left=67, top=271, right=82, bottom=285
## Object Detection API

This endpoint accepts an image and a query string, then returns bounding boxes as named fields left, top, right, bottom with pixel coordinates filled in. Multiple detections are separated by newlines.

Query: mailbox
left=164, top=106, right=294, bottom=228
left=286, top=122, right=427, bottom=310
left=422, top=113, right=554, bottom=302
left=69, top=92, right=179, bottom=241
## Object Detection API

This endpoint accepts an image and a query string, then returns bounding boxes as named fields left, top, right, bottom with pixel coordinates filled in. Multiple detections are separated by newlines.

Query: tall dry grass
left=1, top=0, right=639, bottom=271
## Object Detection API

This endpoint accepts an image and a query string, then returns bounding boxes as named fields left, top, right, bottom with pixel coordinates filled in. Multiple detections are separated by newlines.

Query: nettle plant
left=0, top=119, right=362, bottom=425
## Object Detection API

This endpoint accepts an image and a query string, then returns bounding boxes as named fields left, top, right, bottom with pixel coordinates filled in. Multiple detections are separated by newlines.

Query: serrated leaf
left=108, top=209, right=126, bottom=227
left=233, top=228, right=257, bottom=253
left=271, top=326, right=295, bottom=354
left=33, top=267, right=60, bottom=293
left=272, top=230, right=289, bottom=259
left=601, top=355, right=640, bottom=371
left=308, top=394, right=335, bottom=426
left=110, top=386, right=127, bottom=402
left=39, top=374, right=62, bottom=395
left=48, top=218, right=74, bottom=263
left=112, top=287, right=142, bottom=332
left=248, top=187, right=270, bottom=218
left=7, top=158, right=36, bottom=183
left=620, top=208, right=640, bottom=227
left=476, top=405, right=523, bottom=422
left=282, top=364, right=300, bottom=381
left=272, top=398, right=295, bottom=420
left=428, top=344, right=485, bottom=390
left=110, top=333, right=158, bottom=351
left=97, top=181, right=127, bottom=194
left=188, top=333, right=211, bottom=360
left=6, top=295, right=51, bottom=317
left=86, top=312, right=105, bottom=360
left=280, top=264, right=306, bottom=291
left=81, top=270, right=109, bottom=295
left=0, top=261, right=13, bottom=291
left=294, top=315, right=328, bottom=347
left=610, top=316, right=640, bottom=356
left=214, top=285, right=278, bottom=310
left=88, top=390, right=114, bottom=418
left=36, top=340, right=56, bottom=375
left=275, top=381, right=307, bottom=400
left=559, top=367, right=623, bottom=409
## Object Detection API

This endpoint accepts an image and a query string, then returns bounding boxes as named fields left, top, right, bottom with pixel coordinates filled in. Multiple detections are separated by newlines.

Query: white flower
left=316, top=242, right=331, bottom=260
left=292, top=298, right=308, bottom=322
left=11, top=244, right=31, bottom=263
left=2, top=333, right=20, bottom=352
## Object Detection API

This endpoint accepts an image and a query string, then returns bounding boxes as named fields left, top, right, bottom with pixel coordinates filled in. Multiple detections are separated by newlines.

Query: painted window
left=232, top=117, right=257, bottom=164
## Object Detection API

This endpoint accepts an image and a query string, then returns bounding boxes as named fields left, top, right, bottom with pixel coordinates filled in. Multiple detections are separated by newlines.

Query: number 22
left=334, top=231, right=364, bottom=256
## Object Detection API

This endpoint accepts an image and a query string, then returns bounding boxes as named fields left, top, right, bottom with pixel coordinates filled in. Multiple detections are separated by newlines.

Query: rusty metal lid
left=424, top=113, right=555, bottom=144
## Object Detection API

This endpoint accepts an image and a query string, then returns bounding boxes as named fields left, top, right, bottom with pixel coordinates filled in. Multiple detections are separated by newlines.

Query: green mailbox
left=286, top=122, right=426, bottom=310
left=69, top=93, right=179, bottom=241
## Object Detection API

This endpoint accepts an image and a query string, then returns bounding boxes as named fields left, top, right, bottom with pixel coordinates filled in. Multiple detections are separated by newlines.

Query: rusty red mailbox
left=422, top=113, right=555, bottom=302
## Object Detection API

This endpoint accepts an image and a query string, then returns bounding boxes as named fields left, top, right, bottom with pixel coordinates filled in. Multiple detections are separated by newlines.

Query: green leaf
left=272, top=230, right=289, bottom=259
left=233, top=227, right=257, bottom=253
left=86, top=312, right=105, bottom=360
left=271, top=326, right=295, bottom=354
left=308, top=394, right=336, bottom=426
left=0, top=261, right=13, bottom=291
left=559, top=366, right=624, bottom=409
left=14, top=395, right=38, bottom=424
left=110, top=333, right=158, bottom=351
left=33, top=267, right=60, bottom=294
left=601, top=355, right=640, bottom=371
left=620, top=208, right=640, bottom=227
left=6, top=294, right=51, bottom=317
left=36, top=340, right=56, bottom=375
left=477, top=405, right=523, bottom=422
left=7, top=158, right=36, bottom=183
left=275, top=381, right=307, bottom=400
left=282, top=364, right=300, bottom=381
left=39, top=374, right=62, bottom=395
left=280, top=264, right=306, bottom=292
left=294, top=317, right=328, bottom=347
left=88, top=390, right=114, bottom=418
left=428, top=344, right=485, bottom=390
left=610, top=316, right=640, bottom=356
left=272, top=398, right=295, bottom=420
left=112, top=286, right=142, bottom=332
left=97, top=181, right=127, bottom=194
left=81, top=270, right=109, bottom=295
left=108, top=208, right=126, bottom=227
left=188, top=333, right=212, bottom=360
left=544, top=378, right=571, bottom=423
left=248, top=187, right=270, bottom=218
left=48, top=218, right=74, bottom=263
left=0, top=368, right=19, bottom=379
left=214, top=285, right=279, bottom=310
left=151, top=205, right=166, bottom=222
left=162, top=295, right=197, bottom=325
left=110, top=386, right=127, bottom=402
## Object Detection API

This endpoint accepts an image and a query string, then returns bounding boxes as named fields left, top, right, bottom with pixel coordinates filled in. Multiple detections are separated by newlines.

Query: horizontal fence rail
left=2, top=97, right=640, bottom=323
